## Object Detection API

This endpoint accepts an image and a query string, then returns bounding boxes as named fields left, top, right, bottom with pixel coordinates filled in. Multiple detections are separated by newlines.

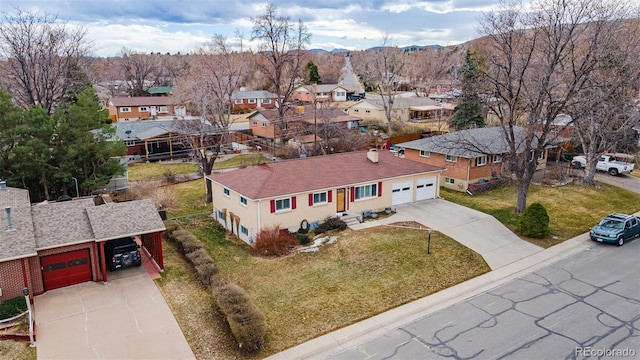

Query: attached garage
left=41, top=249, right=92, bottom=291
left=416, top=177, right=437, bottom=201
left=392, top=180, right=413, bottom=205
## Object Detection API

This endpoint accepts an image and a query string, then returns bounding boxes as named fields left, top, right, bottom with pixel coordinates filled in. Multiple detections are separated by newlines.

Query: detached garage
left=0, top=182, right=166, bottom=302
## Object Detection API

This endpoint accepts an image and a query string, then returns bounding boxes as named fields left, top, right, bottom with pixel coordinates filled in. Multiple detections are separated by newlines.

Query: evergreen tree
left=449, top=50, right=484, bottom=130
left=305, top=60, right=321, bottom=84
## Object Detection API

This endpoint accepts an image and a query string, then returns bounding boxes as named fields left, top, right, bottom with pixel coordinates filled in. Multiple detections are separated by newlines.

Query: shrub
left=195, top=263, right=219, bottom=285
left=297, top=233, right=311, bottom=245
left=213, top=280, right=266, bottom=352
left=0, top=296, right=27, bottom=319
left=516, top=202, right=550, bottom=238
left=170, top=229, right=191, bottom=242
left=314, top=216, right=347, bottom=234
left=164, top=219, right=181, bottom=233
left=251, top=226, right=298, bottom=256
left=175, top=233, right=203, bottom=253
left=185, top=248, right=212, bottom=266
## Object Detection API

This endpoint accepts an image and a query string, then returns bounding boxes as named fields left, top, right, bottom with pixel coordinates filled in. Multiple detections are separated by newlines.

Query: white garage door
left=392, top=180, right=413, bottom=205
left=416, top=177, right=436, bottom=201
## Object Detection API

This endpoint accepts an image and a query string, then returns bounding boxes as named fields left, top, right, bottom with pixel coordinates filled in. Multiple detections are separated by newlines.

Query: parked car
left=571, top=153, right=635, bottom=176
left=590, top=213, right=640, bottom=246
left=104, top=237, right=142, bottom=271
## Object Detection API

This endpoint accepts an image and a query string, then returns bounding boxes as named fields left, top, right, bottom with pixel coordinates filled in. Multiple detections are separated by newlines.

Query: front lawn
left=441, top=182, right=640, bottom=247
left=158, top=216, right=489, bottom=358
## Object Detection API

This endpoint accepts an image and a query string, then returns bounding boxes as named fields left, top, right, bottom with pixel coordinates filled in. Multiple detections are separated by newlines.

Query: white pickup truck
left=571, top=153, right=635, bottom=176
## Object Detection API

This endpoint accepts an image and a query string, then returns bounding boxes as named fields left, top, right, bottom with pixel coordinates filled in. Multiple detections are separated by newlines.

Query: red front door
left=41, top=249, right=92, bottom=291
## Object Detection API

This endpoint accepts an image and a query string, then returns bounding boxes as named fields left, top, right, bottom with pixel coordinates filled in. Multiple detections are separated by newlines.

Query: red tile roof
left=208, top=150, right=443, bottom=199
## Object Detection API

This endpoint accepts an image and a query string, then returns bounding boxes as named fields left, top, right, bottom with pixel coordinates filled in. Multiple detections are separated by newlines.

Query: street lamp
left=427, top=229, right=432, bottom=255
left=72, top=177, right=79, bottom=198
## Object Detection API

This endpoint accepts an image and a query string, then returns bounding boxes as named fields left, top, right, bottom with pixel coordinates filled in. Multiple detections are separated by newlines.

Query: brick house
left=398, top=127, right=550, bottom=192
left=108, top=97, right=187, bottom=122
left=292, top=84, right=349, bottom=103
left=0, top=182, right=165, bottom=302
left=231, top=90, right=279, bottom=111
left=207, top=150, right=443, bottom=244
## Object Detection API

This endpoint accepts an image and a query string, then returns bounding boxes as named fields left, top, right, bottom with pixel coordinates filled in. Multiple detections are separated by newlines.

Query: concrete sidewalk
left=350, top=199, right=543, bottom=269
left=34, top=266, right=195, bottom=360
left=265, top=233, right=593, bottom=360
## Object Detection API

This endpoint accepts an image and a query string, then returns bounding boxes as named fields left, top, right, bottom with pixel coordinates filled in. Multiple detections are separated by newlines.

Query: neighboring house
left=147, top=86, right=173, bottom=96
left=248, top=106, right=361, bottom=143
left=0, top=181, right=165, bottom=302
left=111, top=119, right=222, bottom=161
left=207, top=150, right=443, bottom=244
left=344, top=94, right=454, bottom=132
left=231, top=90, right=279, bottom=111
left=292, top=84, right=349, bottom=103
left=398, top=127, right=551, bottom=192
left=108, top=97, right=187, bottom=122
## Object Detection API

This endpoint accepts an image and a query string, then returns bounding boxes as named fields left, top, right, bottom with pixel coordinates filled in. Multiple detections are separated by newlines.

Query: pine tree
left=449, top=50, right=484, bottom=130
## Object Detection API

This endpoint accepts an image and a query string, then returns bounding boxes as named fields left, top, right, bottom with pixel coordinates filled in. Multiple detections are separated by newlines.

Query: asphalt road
left=329, top=238, right=640, bottom=359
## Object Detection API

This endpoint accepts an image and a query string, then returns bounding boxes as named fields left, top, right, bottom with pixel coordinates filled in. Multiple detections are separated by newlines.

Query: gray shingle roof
left=31, top=199, right=96, bottom=250
left=86, top=199, right=166, bottom=241
left=112, top=120, right=220, bottom=141
left=399, top=126, right=533, bottom=158
left=0, top=206, right=37, bottom=262
left=208, top=150, right=443, bottom=199
left=110, top=97, right=175, bottom=107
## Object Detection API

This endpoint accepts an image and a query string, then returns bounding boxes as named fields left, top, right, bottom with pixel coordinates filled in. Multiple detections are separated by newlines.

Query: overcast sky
left=7, top=0, right=507, bottom=57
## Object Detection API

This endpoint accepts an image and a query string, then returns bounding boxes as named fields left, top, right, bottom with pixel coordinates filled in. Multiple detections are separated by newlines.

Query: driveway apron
left=352, top=198, right=543, bottom=269
left=34, top=266, right=195, bottom=360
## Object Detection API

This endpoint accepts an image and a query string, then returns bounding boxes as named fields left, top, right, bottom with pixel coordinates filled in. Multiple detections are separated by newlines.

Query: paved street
left=328, top=238, right=640, bottom=359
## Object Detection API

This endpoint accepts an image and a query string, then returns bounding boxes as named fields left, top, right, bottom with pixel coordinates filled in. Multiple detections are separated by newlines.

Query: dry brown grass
left=171, top=219, right=489, bottom=358
left=0, top=340, right=35, bottom=360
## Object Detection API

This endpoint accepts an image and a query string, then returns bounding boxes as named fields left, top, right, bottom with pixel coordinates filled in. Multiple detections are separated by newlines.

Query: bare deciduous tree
left=569, top=17, right=640, bottom=183
left=252, top=3, right=311, bottom=145
left=120, top=47, right=159, bottom=96
left=478, top=0, right=635, bottom=213
left=0, top=8, right=91, bottom=114
left=174, top=35, right=248, bottom=203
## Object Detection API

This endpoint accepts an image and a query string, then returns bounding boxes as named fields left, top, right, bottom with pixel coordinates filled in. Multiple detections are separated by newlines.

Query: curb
left=265, top=234, right=593, bottom=360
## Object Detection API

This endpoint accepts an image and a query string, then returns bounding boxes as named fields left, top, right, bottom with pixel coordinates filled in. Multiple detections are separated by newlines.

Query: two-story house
left=108, top=97, right=186, bottom=122
left=292, top=84, right=349, bottom=103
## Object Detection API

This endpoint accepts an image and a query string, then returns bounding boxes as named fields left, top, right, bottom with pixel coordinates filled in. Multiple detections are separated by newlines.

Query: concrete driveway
left=351, top=199, right=543, bottom=269
left=34, top=266, right=195, bottom=359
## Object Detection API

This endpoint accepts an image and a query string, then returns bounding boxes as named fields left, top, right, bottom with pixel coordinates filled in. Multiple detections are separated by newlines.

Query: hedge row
left=163, top=220, right=266, bottom=352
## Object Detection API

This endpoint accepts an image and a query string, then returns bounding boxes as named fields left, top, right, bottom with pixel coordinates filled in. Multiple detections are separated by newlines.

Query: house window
left=336, top=91, right=345, bottom=96
left=120, top=107, right=131, bottom=113
left=420, top=150, right=430, bottom=158
left=240, top=196, right=247, bottom=205
left=262, top=122, right=266, bottom=128
left=365, top=110, right=371, bottom=114
left=444, top=177, right=455, bottom=184
left=235, top=99, right=243, bottom=105
left=217, top=210, right=225, bottom=220
left=354, top=183, right=377, bottom=200
left=275, top=198, right=291, bottom=211
left=445, top=154, right=457, bottom=162
left=158, top=106, right=168, bottom=113
left=125, top=140, right=135, bottom=147
left=262, top=98, right=271, bottom=104
left=240, top=225, right=249, bottom=236
left=493, top=155, right=502, bottom=163
left=248, top=99, right=256, bottom=104
left=476, top=155, right=488, bottom=166
left=313, top=191, right=327, bottom=205
left=138, top=106, right=149, bottom=112
left=223, top=188, right=230, bottom=196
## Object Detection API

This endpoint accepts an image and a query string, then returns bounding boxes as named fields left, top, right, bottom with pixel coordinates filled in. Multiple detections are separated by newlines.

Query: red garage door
left=41, top=249, right=92, bottom=291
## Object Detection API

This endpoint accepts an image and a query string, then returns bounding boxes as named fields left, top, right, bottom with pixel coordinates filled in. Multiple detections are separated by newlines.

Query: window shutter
left=309, top=193, right=313, bottom=206
left=328, top=190, right=332, bottom=203
left=378, top=182, right=382, bottom=197
left=270, top=200, right=275, bottom=213
left=350, top=187, right=355, bottom=202
left=292, top=196, right=296, bottom=209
